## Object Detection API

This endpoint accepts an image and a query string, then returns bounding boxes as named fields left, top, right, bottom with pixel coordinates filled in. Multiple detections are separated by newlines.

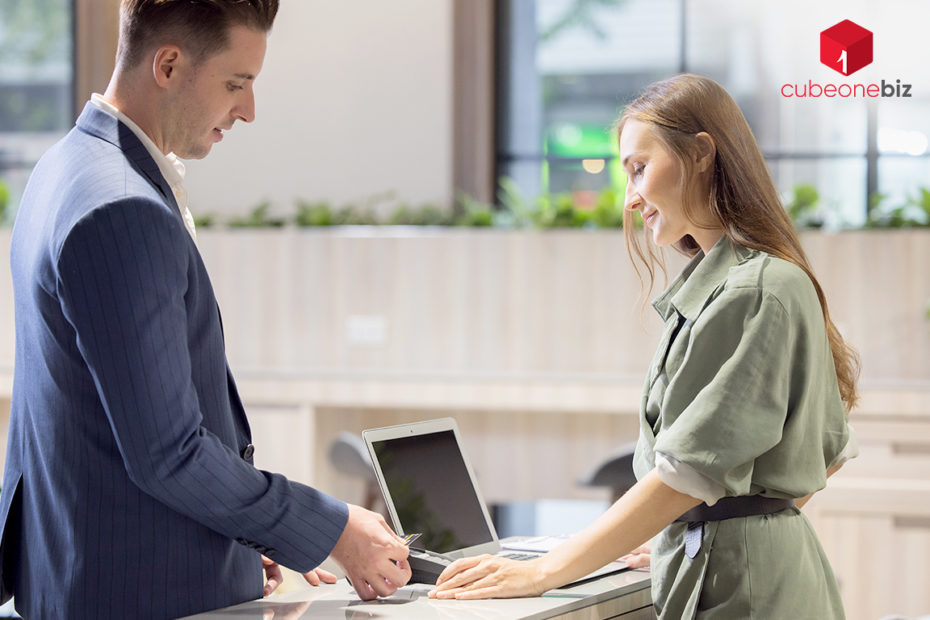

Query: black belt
left=674, top=496, right=796, bottom=559
left=676, top=496, right=795, bottom=523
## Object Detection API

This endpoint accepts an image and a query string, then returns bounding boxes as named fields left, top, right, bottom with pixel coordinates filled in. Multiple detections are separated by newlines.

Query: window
left=0, top=0, right=74, bottom=222
left=496, top=0, right=930, bottom=228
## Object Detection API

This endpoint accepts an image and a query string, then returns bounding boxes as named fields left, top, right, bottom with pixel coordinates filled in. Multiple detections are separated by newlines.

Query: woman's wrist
left=533, top=553, right=565, bottom=593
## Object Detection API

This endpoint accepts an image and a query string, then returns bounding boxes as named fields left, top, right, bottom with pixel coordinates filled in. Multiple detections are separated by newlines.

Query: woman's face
left=620, top=118, right=723, bottom=254
left=619, top=119, right=692, bottom=248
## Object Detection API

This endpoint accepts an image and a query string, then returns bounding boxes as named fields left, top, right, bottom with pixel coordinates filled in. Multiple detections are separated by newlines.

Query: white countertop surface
left=182, top=568, right=652, bottom=620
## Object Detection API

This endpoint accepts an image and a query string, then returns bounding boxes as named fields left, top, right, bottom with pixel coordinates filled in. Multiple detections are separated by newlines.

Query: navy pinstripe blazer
left=0, top=102, right=349, bottom=618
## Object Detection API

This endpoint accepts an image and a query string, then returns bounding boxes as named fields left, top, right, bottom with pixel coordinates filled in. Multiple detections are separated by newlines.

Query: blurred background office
left=1, top=1, right=928, bottom=619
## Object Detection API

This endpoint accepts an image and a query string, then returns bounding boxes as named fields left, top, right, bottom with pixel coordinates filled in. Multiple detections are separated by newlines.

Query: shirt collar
left=90, top=93, right=186, bottom=189
left=652, top=236, right=755, bottom=321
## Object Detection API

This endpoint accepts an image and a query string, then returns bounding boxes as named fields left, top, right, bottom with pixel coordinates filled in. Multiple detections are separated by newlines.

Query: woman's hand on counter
left=428, top=554, right=549, bottom=600
left=620, top=543, right=651, bottom=569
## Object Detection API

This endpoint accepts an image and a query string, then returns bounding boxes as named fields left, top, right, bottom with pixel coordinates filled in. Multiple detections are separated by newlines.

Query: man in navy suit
left=0, top=1, right=410, bottom=617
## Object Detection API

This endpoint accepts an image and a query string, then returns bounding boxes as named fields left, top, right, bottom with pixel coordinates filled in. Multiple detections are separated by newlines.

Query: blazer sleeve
left=55, top=198, right=348, bottom=572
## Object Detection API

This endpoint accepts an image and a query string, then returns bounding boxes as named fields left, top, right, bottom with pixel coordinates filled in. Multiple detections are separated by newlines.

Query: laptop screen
left=371, top=429, right=494, bottom=554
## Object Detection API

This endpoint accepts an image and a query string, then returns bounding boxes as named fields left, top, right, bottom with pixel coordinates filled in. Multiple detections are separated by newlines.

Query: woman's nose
left=624, top=184, right=642, bottom=211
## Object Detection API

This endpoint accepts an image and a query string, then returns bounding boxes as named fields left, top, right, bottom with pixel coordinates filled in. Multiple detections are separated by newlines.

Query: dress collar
left=652, top=237, right=755, bottom=321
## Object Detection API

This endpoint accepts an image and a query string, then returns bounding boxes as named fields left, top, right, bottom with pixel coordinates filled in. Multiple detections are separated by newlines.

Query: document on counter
left=500, top=534, right=573, bottom=553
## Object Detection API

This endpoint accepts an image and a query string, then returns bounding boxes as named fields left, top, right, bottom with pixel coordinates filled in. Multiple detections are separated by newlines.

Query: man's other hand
left=262, top=555, right=339, bottom=597
left=329, top=504, right=411, bottom=600
left=262, top=555, right=284, bottom=597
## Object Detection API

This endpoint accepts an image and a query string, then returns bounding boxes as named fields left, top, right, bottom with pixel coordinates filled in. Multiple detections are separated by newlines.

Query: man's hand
left=329, top=504, right=411, bottom=600
left=262, top=555, right=284, bottom=597
left=262, top=555, right=339, bottom=597
left=301, top=566, right=338, bottom=587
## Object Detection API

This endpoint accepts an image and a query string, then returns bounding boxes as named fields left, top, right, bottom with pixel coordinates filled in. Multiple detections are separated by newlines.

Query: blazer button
left=242, top=443, right=255, bottom=460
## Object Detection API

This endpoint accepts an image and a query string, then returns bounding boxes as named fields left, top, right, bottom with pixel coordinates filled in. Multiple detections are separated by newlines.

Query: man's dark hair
left=117, top=0, right=279, bottom=70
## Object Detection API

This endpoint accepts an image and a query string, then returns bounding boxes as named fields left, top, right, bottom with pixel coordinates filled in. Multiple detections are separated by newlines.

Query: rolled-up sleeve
left=654, top=288, right=793, bottom=497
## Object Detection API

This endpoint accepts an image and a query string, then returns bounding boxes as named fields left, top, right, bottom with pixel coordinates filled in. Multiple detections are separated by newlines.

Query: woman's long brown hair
left=617, top=74, right=859, bottom=411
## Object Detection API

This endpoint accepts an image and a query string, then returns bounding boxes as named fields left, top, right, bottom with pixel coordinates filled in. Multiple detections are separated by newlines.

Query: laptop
left=362, top=417, right=629, bottom=586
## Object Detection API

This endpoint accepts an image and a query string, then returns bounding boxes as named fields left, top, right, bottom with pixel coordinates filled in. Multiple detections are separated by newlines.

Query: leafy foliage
left=186, top=180, right=930, bottom=232
left=0, top=178, right=9, bottom=224
left=785, top=184, right=823, bottom=228
left=227, top=201, right=286, bottom=228
left=866, top=189, right=930, bottom=229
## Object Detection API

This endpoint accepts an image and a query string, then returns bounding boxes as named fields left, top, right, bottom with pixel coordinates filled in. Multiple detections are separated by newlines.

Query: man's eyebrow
left=233, top=73, right=255, bottom=80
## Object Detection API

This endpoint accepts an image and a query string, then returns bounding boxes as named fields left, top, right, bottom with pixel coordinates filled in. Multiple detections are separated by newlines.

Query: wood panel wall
left=1, top=228, right=927, bottom=619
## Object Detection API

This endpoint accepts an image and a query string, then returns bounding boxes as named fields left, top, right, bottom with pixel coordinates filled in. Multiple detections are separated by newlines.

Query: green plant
left=865, top=190, right=930, bottom=228
left=227, top=201, right=285, bottom=228
left=495, top=178, right=625, bottom=230
left=294, top=200, right=380, bottom=226
left=332, top=205, right=379, bottom=226
left=589, top=186, right=624, bottom=228
left=538, top=192, right=589, bottom=228
left=539, top=0, right=628, bottom=44
left=785, top=183, right=823, bottom=228
left=496, top=177, right=537, bottom=228
left=0, top=178, right=9, bottom=225
left=905, top=187, right=930, bottom=224
left=295, top=200, right=334, bottom=226
left=453, top=191, right=494, bottom=227
left=192, top=213, right=215, bottom=228
left=386, top=204, right=454, bottom=226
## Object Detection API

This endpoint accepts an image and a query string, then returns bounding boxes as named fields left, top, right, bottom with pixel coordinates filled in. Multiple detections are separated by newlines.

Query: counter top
left=182, top=568, right=652, bottom=620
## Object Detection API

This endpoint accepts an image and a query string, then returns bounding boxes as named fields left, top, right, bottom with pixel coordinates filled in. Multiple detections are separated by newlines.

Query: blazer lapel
left=74, top=102, right=182, bottom=217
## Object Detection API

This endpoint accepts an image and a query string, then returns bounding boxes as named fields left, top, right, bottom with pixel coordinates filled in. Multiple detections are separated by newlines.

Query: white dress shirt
left=90, top=94, right=197, bottom=241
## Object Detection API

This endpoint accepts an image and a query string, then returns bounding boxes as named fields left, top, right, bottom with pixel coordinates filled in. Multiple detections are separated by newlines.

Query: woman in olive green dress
left=428, top=74, right=860, bottom=619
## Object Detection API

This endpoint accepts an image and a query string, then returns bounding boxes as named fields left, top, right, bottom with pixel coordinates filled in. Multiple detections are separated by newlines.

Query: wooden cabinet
left=1, top=228, right=928, bottom=618
left=805, top=392, right=930, bottom=620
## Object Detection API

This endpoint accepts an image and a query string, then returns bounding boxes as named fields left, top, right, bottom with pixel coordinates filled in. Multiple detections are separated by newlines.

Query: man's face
left=168, top=25, right=267, bottom=159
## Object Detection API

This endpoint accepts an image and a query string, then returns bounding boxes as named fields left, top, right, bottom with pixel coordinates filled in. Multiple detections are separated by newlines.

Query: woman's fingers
left=435, top=555, right=487, bottom=585
left=430, top=556, right=544, bottom=600
left=620, top=543, right=651, bottom=569
left=621, top=552, right=651, bottom=569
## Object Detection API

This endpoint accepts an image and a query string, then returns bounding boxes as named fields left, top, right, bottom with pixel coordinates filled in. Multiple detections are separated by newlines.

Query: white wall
left=183, top=0, right=454, bottom=219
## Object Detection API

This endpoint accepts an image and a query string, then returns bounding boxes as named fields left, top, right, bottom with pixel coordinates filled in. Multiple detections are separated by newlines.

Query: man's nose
left=234, top=88, right=256, bottom=123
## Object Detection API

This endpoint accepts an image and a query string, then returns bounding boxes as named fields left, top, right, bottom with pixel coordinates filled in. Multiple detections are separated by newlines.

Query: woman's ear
left=694, top=132, right=716, bottom=174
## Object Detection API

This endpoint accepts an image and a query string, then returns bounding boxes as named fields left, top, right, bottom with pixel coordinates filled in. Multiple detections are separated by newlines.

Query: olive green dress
left=632, top=238, right=850, bottom=619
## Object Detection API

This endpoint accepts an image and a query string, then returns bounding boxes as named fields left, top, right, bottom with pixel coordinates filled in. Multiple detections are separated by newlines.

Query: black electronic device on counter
left=362, top=418, right=520, bottom=584
left=363, top=418, right=629, bottom=586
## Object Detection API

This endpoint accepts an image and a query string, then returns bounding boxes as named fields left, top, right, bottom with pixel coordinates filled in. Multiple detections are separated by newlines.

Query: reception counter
left=182, top=569, right=653, bottom=619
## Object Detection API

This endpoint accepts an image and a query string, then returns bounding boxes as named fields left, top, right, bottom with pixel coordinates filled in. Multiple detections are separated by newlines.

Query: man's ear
left=152, top=45, right=182, bottom=88
left=694, top=132, right=716, bottom=174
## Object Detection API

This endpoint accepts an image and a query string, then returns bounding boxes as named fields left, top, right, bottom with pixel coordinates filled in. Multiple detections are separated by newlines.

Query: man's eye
left=227, top=83, right=244, bottom=92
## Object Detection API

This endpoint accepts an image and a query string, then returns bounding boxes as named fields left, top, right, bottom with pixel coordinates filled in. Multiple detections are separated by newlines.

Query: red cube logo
left=821, top=20, right=873, bottom=76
